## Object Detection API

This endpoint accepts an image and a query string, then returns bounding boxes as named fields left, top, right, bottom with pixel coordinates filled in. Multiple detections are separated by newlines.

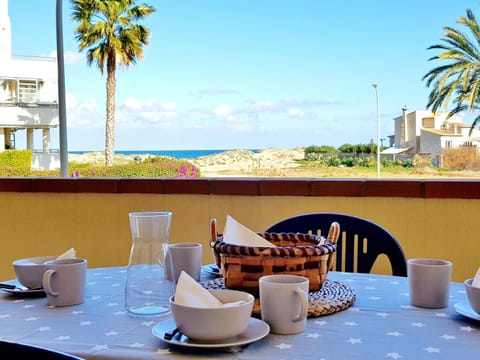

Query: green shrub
left=0, top=149, right=32, bottom=167
left=327, top=157, right=342, bottom=167
left=304, top=145, right=338, bottom=161
left=70, top=159, right=200, bottom=178
left=338, top=143, right=378, bottom=154
left=0, top=166, right=32, bottom=176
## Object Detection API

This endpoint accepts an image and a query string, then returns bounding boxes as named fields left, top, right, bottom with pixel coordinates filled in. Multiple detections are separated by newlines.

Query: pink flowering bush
left=69, top=157, right=200, bottom=178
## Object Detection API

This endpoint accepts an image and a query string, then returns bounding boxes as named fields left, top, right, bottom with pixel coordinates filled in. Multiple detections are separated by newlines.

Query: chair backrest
left=265, top=213, right=407, bottom=277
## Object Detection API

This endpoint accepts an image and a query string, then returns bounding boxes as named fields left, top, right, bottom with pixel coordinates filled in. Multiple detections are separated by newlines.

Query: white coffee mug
left=259, top=274, right=309, bottom=334
left=165, top=243, right=202, bottom=282
left=42, top=258, right=87, bottom=307
left=408, top=258, right=452, bottom=308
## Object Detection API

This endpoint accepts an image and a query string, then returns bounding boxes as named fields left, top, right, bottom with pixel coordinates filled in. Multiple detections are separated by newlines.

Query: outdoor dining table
left=0, top=265, right=479, bottom=359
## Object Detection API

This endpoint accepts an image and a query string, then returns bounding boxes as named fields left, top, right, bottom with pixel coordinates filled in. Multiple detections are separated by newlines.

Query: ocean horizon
left=68, top=149, right=258, bottom=159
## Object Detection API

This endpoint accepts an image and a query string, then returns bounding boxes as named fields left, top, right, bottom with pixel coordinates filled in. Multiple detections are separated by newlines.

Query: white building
left=0, top=0, right=59, bottom=170
left=383, top=107, right=480, bottom=158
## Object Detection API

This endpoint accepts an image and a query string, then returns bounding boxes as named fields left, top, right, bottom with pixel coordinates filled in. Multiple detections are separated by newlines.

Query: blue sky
left=7, top=0, right=480, bottom=151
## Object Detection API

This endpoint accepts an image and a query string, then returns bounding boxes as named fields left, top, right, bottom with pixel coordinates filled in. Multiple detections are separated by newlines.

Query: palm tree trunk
left=105, top=59, right=116, bottom=166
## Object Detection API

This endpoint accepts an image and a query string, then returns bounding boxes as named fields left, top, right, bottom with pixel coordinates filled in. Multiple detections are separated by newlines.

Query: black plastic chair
left=0, top=340, right=84, bottom=359
left=265, top=213, right=407, bottom=277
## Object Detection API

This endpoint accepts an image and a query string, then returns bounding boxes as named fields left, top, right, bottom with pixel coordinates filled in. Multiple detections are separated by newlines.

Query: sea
left=69, top=149, right=258, bottom=159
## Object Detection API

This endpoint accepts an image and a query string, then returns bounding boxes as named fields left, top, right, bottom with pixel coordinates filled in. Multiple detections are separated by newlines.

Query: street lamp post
left=372, top=83, right=380, bottom=178
left=56, top=0, right=68, bottom=177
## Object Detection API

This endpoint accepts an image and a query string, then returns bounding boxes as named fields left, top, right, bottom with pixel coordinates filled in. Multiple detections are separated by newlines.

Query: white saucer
left=454, top=301, right=480, bottom=321
left=152, top=317, right=270, bottom=349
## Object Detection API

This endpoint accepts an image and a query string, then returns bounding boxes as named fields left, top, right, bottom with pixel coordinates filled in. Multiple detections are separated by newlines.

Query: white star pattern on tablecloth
left=37, top=326, right=50, bottom=331
left=369, top=296, right=381, bottom=300
left=0, top=314, right=9, bottom=319
left=92, top=344, right=109, bottom=351
left=435, top=312, right=448, bottom=317
left=460, top=326, right=476, bottom=332
left=440, top=334, right=455, bottom=340
left=107, top=302, right=119, bottom=307
left=80, top=321, right=92, bottom=326
left=25, top=317, right=37, bottom=321
left=72, top=311, right=83, bottom=315
left=114, top=311, right=126, bottom=315
left=377, top=312, right=389, bottom=317
left=55, top=336, right=70, bottom=341
left=130, top=342, right=145, bottom=348
left=105, top=331, right=119, bottom=336
left=23, top=304, right=35, bottom=308
left=385, top=352, right=403, bottom=359
left=112, top=283, right=121, bottom=287
left=275, top=343, right=292, bottom=349
left=386, top=331, right=403, bottom=336
left=142, top=321, right=155, bottom=326
left=314, top=320, right=328, bottom=326
left=307, top=332, right=321, bottom=338
left=424, top=346, right=440, bottom=353
left=365, top=286, right=376, bottom=290
left=412, top=322, right=426, bottom=327
left=344, top=321, right=358, bottom=326
left=346, top=337, right=362, bottom=344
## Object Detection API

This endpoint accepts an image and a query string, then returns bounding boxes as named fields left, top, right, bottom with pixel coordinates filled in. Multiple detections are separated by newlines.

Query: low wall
left=0, top=178, right=479, bottom=283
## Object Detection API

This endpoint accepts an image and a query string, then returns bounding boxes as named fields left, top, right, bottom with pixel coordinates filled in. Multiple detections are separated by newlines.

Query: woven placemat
left=201, top=278, right=356, bottom=318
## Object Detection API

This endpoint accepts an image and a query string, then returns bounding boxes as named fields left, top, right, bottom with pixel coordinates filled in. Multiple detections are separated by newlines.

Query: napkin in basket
left=174, top=271, right=223, bottom=307
left=223, top=215, right=274, bottom=247
left=56, top=248, right=76, bottom=260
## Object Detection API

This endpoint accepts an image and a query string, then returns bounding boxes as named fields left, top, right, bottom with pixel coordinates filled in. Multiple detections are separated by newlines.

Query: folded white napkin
left=223, top=215, right=274, bottom=247
left=174, top=271, right=223, bottom=307
left=56, top=248, right=76, bottom=260
left=472, top=265, right=480, bottom=288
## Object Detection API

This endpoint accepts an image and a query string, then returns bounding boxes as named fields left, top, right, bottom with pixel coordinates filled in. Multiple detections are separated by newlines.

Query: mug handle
left=292, top=287, right=309, bottom=322
left=42, top=270, right=58, bottom=296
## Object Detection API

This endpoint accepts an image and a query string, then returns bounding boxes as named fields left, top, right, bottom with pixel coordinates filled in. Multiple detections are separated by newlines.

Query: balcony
left=0, top=177, right=478, bottom=283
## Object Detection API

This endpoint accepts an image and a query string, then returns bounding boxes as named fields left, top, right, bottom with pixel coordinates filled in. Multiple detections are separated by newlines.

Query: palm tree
left=423, top=9, right=480, bottom=135
left=71, top=0, right=155, bottom=166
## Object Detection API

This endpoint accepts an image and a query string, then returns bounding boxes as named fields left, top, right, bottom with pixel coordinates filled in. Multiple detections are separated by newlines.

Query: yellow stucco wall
left=1, top=192, right=478, bottom=283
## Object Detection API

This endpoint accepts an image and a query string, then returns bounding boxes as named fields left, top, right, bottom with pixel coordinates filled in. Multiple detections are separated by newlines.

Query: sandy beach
left=68, top=148, right=480, bottom=178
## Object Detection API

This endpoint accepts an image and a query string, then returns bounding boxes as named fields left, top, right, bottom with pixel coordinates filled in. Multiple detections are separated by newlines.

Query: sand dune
left=68, top=148, right=305, bottom=177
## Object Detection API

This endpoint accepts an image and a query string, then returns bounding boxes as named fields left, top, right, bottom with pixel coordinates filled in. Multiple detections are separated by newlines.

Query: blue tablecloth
left=1, top=267, right=479, bottom=359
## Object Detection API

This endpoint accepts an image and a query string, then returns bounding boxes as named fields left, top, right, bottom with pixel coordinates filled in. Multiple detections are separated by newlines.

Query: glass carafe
left=125, top=211, right=174, bottom=316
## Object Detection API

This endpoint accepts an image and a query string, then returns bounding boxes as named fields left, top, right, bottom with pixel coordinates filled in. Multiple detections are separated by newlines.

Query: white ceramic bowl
left=465, top=278, right=480, bottom=314
left=170, top=289, right=254, bottom=341
left=13, top=256, right=57, bottom=289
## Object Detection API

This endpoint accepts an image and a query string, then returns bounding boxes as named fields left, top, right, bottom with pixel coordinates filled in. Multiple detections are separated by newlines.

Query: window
left=18, top=79, right=39, bottom=104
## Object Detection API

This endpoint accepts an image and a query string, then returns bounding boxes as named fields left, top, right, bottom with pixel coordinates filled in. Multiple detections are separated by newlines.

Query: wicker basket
left=209, top=218, right=339, bottom=296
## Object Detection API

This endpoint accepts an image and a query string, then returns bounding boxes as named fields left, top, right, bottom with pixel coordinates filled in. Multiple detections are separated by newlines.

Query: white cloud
left=213, top=104, right=233, bottom=116
left=288, top=108, right=305, bottom=118
left=47, top=50, right=84, bottom=65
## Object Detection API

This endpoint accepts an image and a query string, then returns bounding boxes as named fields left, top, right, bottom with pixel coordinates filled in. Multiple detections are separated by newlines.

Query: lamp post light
left=372, top=83, right=380, bottom=178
